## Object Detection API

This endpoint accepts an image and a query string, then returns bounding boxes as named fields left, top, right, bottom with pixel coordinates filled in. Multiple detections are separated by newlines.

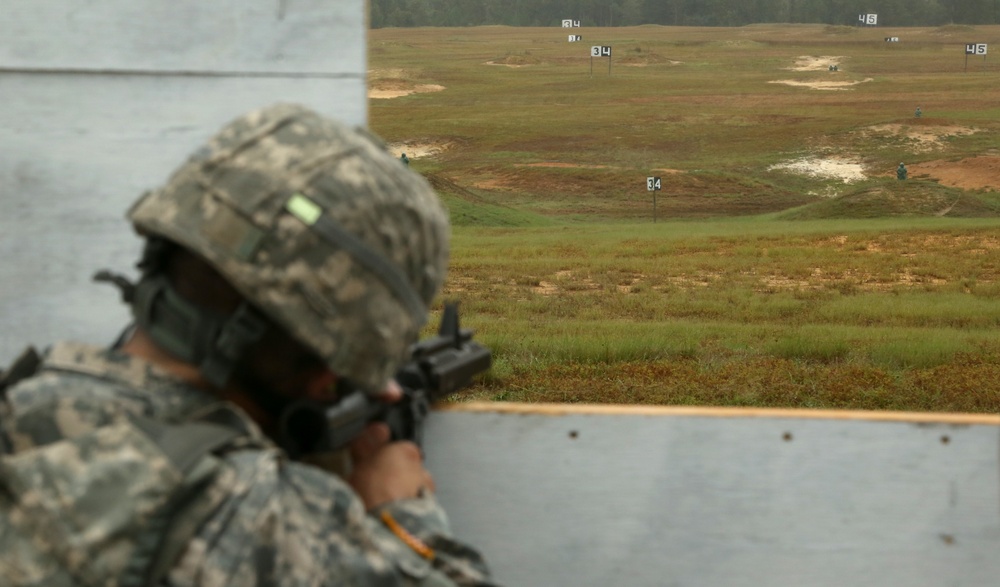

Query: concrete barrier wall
left=424, top=403, right=1000, bottom=586
left=0, top=1, right=366, bottom=361
left=0, top=0, right=365, bottom=75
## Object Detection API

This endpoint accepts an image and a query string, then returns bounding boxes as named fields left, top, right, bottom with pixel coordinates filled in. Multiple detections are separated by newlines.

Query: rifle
left=277, top=302, right=491, bottom=457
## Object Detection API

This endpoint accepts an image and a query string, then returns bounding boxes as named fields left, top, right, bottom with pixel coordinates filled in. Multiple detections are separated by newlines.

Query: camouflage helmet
left=127, top=104, right=449, bottom=392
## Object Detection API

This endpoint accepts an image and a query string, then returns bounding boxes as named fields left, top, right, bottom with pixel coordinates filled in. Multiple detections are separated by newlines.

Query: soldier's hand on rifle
left=347, top=379, right=436, bottom=510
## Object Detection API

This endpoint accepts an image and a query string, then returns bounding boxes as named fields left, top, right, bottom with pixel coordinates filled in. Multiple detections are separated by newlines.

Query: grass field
left=368, top=24, right=1000, bottom=413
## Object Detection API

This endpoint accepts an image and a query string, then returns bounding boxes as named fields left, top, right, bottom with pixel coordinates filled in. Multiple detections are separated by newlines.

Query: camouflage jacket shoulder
left=3, top=341, right=234, bottom=451
left=1, top=341, right=496, bottom=587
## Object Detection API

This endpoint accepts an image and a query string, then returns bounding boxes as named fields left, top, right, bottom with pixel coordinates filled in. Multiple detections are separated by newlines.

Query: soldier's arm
left=168, top=450, right=497, bottom=587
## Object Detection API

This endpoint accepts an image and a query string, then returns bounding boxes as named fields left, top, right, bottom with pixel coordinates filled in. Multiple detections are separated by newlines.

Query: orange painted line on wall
left=439, top=401, right=1000, bottom=426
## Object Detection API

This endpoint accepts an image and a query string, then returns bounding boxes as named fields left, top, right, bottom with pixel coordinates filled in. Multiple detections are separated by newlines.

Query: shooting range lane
left=0, top=1, right=366, bottom=364
left=424, top=403, right=1000, bottom=587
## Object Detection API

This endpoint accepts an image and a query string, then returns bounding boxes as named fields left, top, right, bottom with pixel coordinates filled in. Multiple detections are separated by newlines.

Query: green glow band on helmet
left=285, top=193, right=428, bottom=328
left=286, top=193, right=323, bottom=225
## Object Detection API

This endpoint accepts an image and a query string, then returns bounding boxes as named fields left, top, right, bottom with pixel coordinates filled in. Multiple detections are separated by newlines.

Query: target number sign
left=647, top=177, right=662, bottom=191
left=591, top=46, right=611, bottom=57
left=859, top=13, right=878, bottom=25
left=966, top=43, right=988, bottom=55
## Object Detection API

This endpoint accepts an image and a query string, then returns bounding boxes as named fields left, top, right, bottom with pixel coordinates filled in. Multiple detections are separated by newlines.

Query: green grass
left=375, top=25, right=1000, bottom=413
left=427, top=219, right=1000, bottom=413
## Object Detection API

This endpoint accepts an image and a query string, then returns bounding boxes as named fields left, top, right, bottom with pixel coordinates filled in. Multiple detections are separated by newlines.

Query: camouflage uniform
left=1, top=341, right=495, bottom=586
left=0, top=105, right=497, bottom=586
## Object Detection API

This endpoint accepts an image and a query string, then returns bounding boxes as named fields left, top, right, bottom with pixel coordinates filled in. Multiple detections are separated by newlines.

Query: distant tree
left=639, top=0, right=677, bottom=25
left=367, top=0, right=998, bottom=27
left=616, top=0, right=644, bottom=25
left=959, top=0, right=1000, bottom=23
left=371, top=1, right=385, bottom=27
left=736, top=0, right=783, bottom=24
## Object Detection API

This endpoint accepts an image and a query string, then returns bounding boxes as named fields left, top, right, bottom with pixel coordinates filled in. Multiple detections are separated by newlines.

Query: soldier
left=915, top=106, right=922, bottom=118
left=897, top=162, right=908, bottom=180
left=0, top=104, right=497, bottom=586
left=401, top=152, right=410, bottom=166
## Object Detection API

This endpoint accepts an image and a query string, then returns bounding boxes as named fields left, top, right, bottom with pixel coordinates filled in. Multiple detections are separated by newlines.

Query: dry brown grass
left=369, top=25, right=1000, bottom=412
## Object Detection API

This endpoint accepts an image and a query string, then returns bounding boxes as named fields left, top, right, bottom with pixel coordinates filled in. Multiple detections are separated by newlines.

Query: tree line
left=371, top=0, right=1000, bottom=28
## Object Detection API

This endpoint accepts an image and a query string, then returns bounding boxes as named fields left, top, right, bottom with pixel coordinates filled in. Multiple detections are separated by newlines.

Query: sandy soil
left=769, top=152, right=1000, bottom=192
left=516, top=162, right=612, bottom=169
left=369, top=84, right=445, bottom=99
left=368, top=69, right=446, bottom=99
left=785, top=56, right=843, bottom=71
left=860, top=123, right=979, bottom=152
left=771, top=55, right=871, bottom=90
left=531, top=270, right=600, bottom=296
left=485, top=61, right=531, bottom=68
left=771, top=119, right=995, bottom=191
left=912, top=156, right=1000, bottom=191
left=620, top=60, right=683, bottom=67
left=768, top=157, right=867, bottom=184
left=387, top=141, right=451, bottom=159
left=485, top=55, right=542, bottom=68
left=515, top=262, right=980, bottom=296
left=769, top=78, right=873, bottom=90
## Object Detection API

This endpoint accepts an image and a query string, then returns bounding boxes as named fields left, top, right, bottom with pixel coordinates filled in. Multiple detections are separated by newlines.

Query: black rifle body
left=278, top=304, right=491, bottom=456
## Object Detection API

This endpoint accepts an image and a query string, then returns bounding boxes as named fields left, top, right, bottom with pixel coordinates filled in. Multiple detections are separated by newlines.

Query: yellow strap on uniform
left=380, top=510, right=436, bottom=561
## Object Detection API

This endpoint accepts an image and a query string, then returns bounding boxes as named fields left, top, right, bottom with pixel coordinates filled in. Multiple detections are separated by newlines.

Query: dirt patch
left=369, top=83, right=445, bottom=100
left=861, top=124, right=979, bottom=152
left=369, top=68, right=405, bottom=78
left=768, top=156, right=867, bottom=185
left=368, top=69, right=445, bottom=99
left=485, top=61, right=530, bottom=68
left=918, top=234, right=1000, bottom=251
left=618, top=53, right=682, bottom=67
left=532, top=281, right=560, bottom=295
left=486, top=55, right=541, bottom=68
left=445, top=275, right=477, bottom=293
left=522, top=265, right=969, bottom=296
left=504, top=161, right=684, bottom=175
left=756, top=268, right=952, bottom=293
left=912, top=156, right=1000, bottom=191
left=472, top=178, right=507, bottom=190
left=772, top=56, right=868, bottom=90
left=785, top=56, right=843, bottom=71
left=387, top=141, right=452, bottom=160
left=531, top=270, right=600, bottom=296
left=769, top=78, right=873, bottom=91
left=516, top=162, right=612, bottom=169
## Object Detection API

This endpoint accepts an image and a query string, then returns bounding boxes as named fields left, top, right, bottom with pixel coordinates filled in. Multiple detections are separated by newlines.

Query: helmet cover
left=128, top=104, right=449, bottom=393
